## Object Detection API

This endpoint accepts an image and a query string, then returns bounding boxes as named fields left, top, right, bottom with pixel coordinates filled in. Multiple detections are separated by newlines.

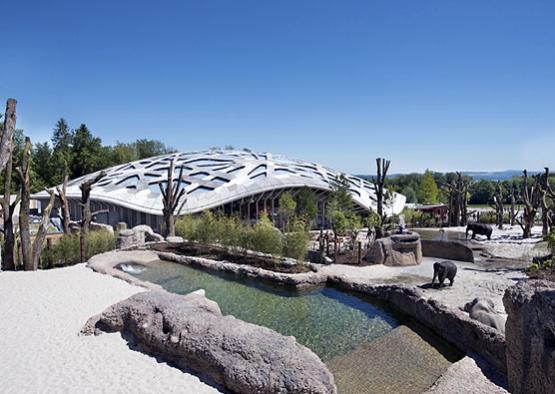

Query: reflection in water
left=131, top=260, right=400, bottom=361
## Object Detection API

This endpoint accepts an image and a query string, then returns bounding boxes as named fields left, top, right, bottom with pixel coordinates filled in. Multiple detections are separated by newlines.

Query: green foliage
left=327, top=174, right=363, bottom=236
left=469, top=180, right=496, bottom=205
left=250, top=214, right=283, bottom=255
left=278, top=192, right=296, bottom=227
left=283, top=219, right=310, bottom=261
left=71, top=124, right=106, bottom=178
left=417, top=170, right=439, bottom=204
left=401, top=186, right=417, bottom=203
left=41, top=230, right=116, bottom=268
left=175, top=212, right=312, bottom=261
left=295, top=187, right=318, bottom=224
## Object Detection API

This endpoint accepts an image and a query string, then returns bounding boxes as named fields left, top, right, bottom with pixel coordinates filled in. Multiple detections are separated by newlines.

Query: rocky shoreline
left=88, top=249, right=508, bottom=376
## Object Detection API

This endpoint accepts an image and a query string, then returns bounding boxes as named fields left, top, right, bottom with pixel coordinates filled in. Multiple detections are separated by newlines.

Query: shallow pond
left=131, top=259, right=400, bottom=361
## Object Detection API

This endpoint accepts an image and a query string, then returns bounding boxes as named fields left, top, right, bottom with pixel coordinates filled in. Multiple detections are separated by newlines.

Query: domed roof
left=37, top=149, right=405, bottom=216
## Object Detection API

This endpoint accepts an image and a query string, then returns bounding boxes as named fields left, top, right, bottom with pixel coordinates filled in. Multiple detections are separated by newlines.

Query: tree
left=469, top=180, right=495, bottom=205
left=160, top=159, right=187, bottom=237
left=327, top=175, right=361, bottom=237
left=516, top=170, right=541, bottom=239
left=278, top=192, right=296, bottom=230
left=71, top=124, right=104, bottom=178
left=50, top=118, right=73, bottom=184
left=79, top=171, right=107, bottom=262
left=373, top=158, right=391, bottom=239
left=55, top=175, right=72, bottom=235
left=0, top=99, right=17, bottom=172
left=134, top=139, right=174, bottom=159
left=401, top=186, right=417, bottom=203
left=16, top=138, right=55, bottom=271
left=418, top=170, right=439, bottom=204
left=295, top=187, right=318, bottom=225
left=32, top=142, right=52, bottom=190
left=0, top=99, right=18, bottom=270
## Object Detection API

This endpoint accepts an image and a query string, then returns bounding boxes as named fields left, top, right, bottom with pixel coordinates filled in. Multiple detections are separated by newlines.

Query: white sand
left=0, top=264, right=220, bottom=394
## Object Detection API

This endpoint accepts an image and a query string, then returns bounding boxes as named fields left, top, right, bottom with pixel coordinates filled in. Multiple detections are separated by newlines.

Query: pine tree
left=51, top=118, right=73, bottom=184
left=418, top=170, right=439, bottom=204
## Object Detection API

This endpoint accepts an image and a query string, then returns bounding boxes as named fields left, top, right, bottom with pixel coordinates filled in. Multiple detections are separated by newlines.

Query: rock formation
left=82, top=290, right=337, bottom=394
left=503, top=280, right=555, bottom=394
left=366, top=232, right=422, bottom=266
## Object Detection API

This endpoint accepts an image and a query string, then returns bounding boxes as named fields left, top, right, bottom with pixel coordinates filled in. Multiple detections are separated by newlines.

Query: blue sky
left=2, top=1, right=554, bottom=174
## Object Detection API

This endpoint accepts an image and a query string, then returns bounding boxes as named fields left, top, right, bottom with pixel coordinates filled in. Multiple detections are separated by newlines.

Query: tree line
left=370, top=170, right=555, bottom=206
left=8, top=118, right=175, bottom=192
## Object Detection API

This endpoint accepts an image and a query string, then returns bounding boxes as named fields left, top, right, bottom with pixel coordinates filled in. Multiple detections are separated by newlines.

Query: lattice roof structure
left=34, top=149, right=405, bottom=216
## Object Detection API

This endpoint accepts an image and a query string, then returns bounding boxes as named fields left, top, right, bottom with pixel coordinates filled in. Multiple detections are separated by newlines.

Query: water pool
left=130, top=259, right=400, bottom=361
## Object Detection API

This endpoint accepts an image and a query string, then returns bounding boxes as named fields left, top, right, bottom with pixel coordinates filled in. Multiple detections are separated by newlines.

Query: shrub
left=175, top=215, right=197, bottom=240
left=250, top=214, right=283, bottom=255
left=283, top=219, right=310, bottom=261
left=41, top=229, right=115, bottom=268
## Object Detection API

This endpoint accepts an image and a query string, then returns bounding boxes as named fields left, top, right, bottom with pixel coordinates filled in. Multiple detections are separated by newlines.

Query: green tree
left=71, top=124, right=104, bottom=178
left=31, top=142, right=52, bottom=190
left=51, top=118, right=73, bottom=184
left=295, top=187, right=318, bottom=225
left=418, top=170, right=439, bottom=204
left=401, top=186, right=417, bottom=203
left=469, top=179, right=496, bottom=205
left=278, top=192, right=296, bottom=229
left=134, top=139, right=174, bottom=159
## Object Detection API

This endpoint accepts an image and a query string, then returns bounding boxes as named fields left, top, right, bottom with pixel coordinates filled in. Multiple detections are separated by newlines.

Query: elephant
left=432, top=261, right=457, bottom=288
left=463, top=297, right=506, bottom=335
left=466, top=223, right=493, bottom=240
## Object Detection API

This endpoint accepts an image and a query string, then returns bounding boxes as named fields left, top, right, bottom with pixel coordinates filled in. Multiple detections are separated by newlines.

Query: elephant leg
left=439, top=272, right=446, bottom=287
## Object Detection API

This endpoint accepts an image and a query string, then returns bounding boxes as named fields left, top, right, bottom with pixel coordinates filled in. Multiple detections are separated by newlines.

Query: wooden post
left=357, top=241, right=362, bottom=264
left=334, top=236, right=338, bottom=262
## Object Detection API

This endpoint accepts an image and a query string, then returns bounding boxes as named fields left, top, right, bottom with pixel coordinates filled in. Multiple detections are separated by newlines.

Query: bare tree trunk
left=160, top=159, right=187, bottom=237
left=0, top=98, right=17, bottom=172
left=79, top=171, right=106, bottom=263
left=492, top=181, right=504, bottom=230
left=16, top=137, right=56, bottom=270
left=372, top=157, right=390, bottom=239
left=1, top=147, right=19, bottom=270
left=510, top=186, right=517, bottom=226
left=56, top=174, right=71, bottom=235
left=516, top=170, right=541, bottom=239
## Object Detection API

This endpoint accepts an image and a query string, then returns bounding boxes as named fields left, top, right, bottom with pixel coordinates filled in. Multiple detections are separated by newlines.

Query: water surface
left=132, top=260, right=400, bottom=361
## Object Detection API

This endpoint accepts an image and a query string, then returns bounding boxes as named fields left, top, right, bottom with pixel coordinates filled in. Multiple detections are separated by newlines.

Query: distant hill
left=357, top=170, right=537, bottom=181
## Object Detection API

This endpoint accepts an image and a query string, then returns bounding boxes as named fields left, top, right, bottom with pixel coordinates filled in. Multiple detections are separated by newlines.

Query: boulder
left=115, top=222, right=127, bottom=233
left=116, top=229, right=136, bottom=249
left=365, top=232, right=422, bottom=266
left=83, top=291, right=336, bottom=394
left=421, top=240, right=474, bottom=263
left=503, top=280, right=555, bottom=394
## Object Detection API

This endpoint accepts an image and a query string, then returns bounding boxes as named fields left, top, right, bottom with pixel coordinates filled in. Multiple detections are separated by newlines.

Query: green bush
left=41, top=229, right=116, bottom=268
left=283, top=219, right=310, bottom=261
left=175, top=211, right=312, bottom=261
left=250, top=215, right=283, bottom=255
left=175, top=215, right=198, bottom=240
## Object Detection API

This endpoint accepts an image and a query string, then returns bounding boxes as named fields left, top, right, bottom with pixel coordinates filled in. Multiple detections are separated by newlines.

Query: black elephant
left=432, top=261, right=457, bottom=288
left=466, top=222, right=493, bottom=240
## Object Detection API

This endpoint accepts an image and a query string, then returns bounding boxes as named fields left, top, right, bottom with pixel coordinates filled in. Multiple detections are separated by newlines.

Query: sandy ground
left=0, top=264, right=220, bottom=394
left=321, top=256, right=525, bottom=315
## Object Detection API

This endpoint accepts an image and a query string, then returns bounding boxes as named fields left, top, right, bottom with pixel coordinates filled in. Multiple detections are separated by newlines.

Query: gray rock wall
left=83, top=290, right=337, bottom=394
left=503, top=280, right=555, bottom=394
left=421, top=240, right=474, bottom=263
left=328, top=276, right=507, bottom=373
